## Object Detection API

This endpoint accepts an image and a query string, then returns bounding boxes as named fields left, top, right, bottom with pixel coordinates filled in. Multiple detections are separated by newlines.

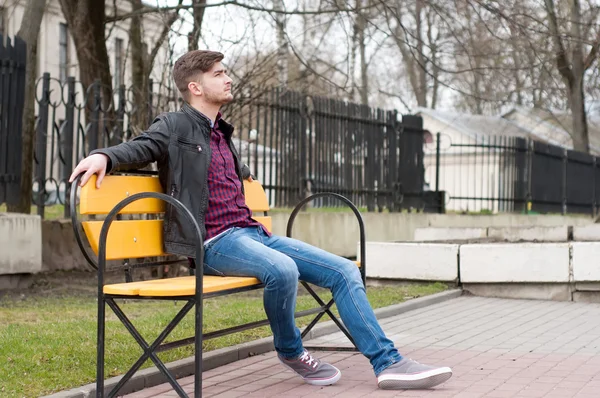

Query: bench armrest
left=70, top=173, right=100, bottom=270
left=285, top=193, right=366, bottom=285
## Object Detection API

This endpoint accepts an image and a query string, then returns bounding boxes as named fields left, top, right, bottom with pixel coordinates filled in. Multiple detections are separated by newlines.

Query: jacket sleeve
left=89, top=116, right=170, bottom=173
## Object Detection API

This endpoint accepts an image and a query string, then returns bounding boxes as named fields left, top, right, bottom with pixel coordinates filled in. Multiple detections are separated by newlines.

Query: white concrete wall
left=573, top=225, right=600, bottom=241
left=413, top=226, right=569, bottom=242
left=572, top=242, right=600, bottom=282
left=460, top=243, right=570, bottom=283
left=273, top=211, right=592, bottom=257
left=364, top=242, right=458, bottom=281
left=0, top=214, right=42, bottom=274
left=487, top=226, right=568, bottom=242
left=414, top=227, right=486, bottom=241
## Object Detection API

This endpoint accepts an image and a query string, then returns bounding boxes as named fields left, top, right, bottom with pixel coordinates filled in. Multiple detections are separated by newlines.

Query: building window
left=115, top=38, right=124, bottom=87
left=59, top=23, right=69, bottom=82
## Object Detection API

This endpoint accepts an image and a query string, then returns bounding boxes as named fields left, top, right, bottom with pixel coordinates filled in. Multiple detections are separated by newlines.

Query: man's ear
left=188, top=81, right=202, bottom=97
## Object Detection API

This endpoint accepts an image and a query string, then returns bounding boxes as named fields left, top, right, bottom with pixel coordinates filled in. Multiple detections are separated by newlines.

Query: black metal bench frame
left=70, top=174, right=366, bottom=398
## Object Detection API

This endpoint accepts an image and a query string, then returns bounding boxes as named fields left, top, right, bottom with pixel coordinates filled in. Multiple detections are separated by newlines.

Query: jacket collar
left=181, top=102, right=234, bottom=139
left=182, top=102, right=212, bottom=128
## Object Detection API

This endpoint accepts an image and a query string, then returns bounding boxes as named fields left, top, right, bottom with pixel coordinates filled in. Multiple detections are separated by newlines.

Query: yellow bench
left=70, top=172, right=366, bottom=398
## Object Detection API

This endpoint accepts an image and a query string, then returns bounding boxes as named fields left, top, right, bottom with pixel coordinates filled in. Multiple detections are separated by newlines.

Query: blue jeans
left=203, top=226, right=403, bottom=375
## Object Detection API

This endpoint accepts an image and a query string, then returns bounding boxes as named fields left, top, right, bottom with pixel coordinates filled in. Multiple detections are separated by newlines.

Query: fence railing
left=226, top=88, right=440, bottom=211
left=32, top=73, right=177, bottom=217
left=30, top=78, right=439, bottom=218
left=425, top=132, right=600, bottom=215
left=17, top=70, right=600, bottom=218
left=0, top=35, right=26, bottom=207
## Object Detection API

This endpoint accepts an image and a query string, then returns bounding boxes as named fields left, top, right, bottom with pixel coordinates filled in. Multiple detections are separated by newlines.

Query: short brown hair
left=172, top=50, right=224, bottom=101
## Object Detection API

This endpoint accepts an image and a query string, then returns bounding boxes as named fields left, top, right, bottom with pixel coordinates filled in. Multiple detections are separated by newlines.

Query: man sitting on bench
left=69, top=50, right=452, bottom=390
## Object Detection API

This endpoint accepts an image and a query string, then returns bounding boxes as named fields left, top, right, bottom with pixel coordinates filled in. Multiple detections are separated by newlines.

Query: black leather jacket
left=91, top=103, right=251, bottom=258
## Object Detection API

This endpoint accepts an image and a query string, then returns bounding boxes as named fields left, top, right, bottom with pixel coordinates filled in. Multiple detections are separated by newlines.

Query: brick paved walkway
left=125, top=296, right=600, bottom=397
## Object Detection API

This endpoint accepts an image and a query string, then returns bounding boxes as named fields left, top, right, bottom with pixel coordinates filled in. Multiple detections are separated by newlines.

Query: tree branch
left=105, top=0, right=379, bottom=23
left=544, top=0, right=574, bottom=84
left=584, top=29, right=600, bottom=70
left=149, top=0, right=183, bottom=68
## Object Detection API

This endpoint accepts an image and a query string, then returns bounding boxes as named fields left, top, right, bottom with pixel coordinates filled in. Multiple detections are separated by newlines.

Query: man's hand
left=247, top=176, right=254, bottom=182
left=68, top=153, right=109, bottom=188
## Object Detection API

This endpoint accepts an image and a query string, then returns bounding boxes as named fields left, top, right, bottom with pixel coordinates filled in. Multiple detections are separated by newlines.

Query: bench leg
left=97, top=295, right=106, bottom=397
left=103, top=298, right=195, bottom=398
left=195, top=291, right=202, bottom=398
left=299, top=281, right=359, bottom=352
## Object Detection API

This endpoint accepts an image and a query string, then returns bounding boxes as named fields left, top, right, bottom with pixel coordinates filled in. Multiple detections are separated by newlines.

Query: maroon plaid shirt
left=204, top=116, right=266, bottom=240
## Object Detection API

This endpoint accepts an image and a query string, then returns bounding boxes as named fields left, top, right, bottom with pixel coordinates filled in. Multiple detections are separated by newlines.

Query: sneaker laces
left=299, top=351, right=318, bottom=368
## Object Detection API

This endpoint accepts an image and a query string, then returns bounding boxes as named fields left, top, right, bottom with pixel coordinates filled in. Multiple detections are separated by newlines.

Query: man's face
left=191, top=61, right=233, bottom=106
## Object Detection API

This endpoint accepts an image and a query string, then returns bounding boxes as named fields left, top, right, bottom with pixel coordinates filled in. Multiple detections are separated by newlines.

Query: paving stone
left=123, top=297, right=600, bottom=398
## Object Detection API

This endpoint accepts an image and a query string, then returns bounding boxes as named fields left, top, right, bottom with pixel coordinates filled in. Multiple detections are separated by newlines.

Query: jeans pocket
left=205, top=227, right=237, bottom=251
left=203, top=263, right=225, bottom=277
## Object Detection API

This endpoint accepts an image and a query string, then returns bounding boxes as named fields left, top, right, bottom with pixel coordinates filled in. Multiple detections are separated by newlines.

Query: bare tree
left=129, top=0, right=182, bottom=135
left=273, top=0, right=289, bottom=86
left=381, top=0, right=444, bottom=109
left=7, top=0, right=47, bottom=214
left=187, top=0, right=207, bottom=51
left=58, top=0, right=113, bottom=151
left=543, top=0, right=600, bottom=152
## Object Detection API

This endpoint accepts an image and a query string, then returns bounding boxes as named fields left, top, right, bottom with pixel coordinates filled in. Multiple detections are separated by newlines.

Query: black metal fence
left=425, top=132, right=600, bottom=215
left=0, top=35, right=26, bottom=207
left=32, top=73, right=176, bottom=216
left=30, top=78, right=439, bottom=218
left=226, top=88, right=441, bottom=211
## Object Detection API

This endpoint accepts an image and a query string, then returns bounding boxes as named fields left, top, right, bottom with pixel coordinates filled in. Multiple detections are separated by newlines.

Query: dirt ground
left=0, top=271, right=102, bottom=300
left=0, top=267, right=186, bottom=301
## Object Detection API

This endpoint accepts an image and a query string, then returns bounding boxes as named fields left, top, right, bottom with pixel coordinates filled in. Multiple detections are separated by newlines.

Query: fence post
left=62, top=77, right=75, bottom=218
left=386, top=110, right=399, bottom=211
left=113, top=84, right=126, bottom=146
left=88, top=79, right=101, bottom=152
left=435, top=132, right=441, bottom=192
left=5, top=36, right=27, bottom=206
left=34, top=73, right=51, bottom=217
left=593, top=157, right=597, bottom=217
left=562, top=149, right=567, bottom=215
left=147, top=79, right=154, bottom=126
left=525, top=139, right=533, bottom=214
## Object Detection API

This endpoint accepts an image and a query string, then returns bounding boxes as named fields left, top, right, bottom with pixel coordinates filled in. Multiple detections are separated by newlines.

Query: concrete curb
left=42, top=289, right=462, bottom=398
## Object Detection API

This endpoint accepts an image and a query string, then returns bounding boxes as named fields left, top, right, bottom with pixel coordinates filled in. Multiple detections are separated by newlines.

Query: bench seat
left=104, top=275, right=262, bottom=296
left=104, top=261, right=361, bottom=296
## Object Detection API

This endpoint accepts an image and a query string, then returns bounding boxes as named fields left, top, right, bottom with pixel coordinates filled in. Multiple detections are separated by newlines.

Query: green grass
left=0, top=282, right=447, bottom=397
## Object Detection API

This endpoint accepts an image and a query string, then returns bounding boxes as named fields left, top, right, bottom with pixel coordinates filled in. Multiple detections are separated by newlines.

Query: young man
left=69, top=50, right=452, bottom=390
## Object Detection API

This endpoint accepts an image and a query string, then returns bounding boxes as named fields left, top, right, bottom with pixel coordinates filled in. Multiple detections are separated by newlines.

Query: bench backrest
left=80, top=175, right=271, bottom=260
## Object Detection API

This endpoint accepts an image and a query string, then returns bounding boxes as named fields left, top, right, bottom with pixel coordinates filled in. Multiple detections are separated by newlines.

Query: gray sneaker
left=278, top=350, right=341, bottom=386
left=377, top=358, right=452, bottom=389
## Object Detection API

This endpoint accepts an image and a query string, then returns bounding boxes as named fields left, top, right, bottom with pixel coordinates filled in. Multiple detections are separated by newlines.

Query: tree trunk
left=273, top=0, right=288, bottom=86
left=569, top=76, right=590, bottom=152
left=415, top=0, right=427, bottom=107
left=129, top=0, right=181, bottom=135
left=188, top=0, right=207, bottom=52
left=391, top=1, right=428, bottom=107
left=545, top=0, right=591, bottom=153
left=129, top=0, right=149, bottom=135
left=7, top=0, right=47, bottom=213
left=58, top=0, right=113, bottom=150
left=357, top=1, right=368, bottom=105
